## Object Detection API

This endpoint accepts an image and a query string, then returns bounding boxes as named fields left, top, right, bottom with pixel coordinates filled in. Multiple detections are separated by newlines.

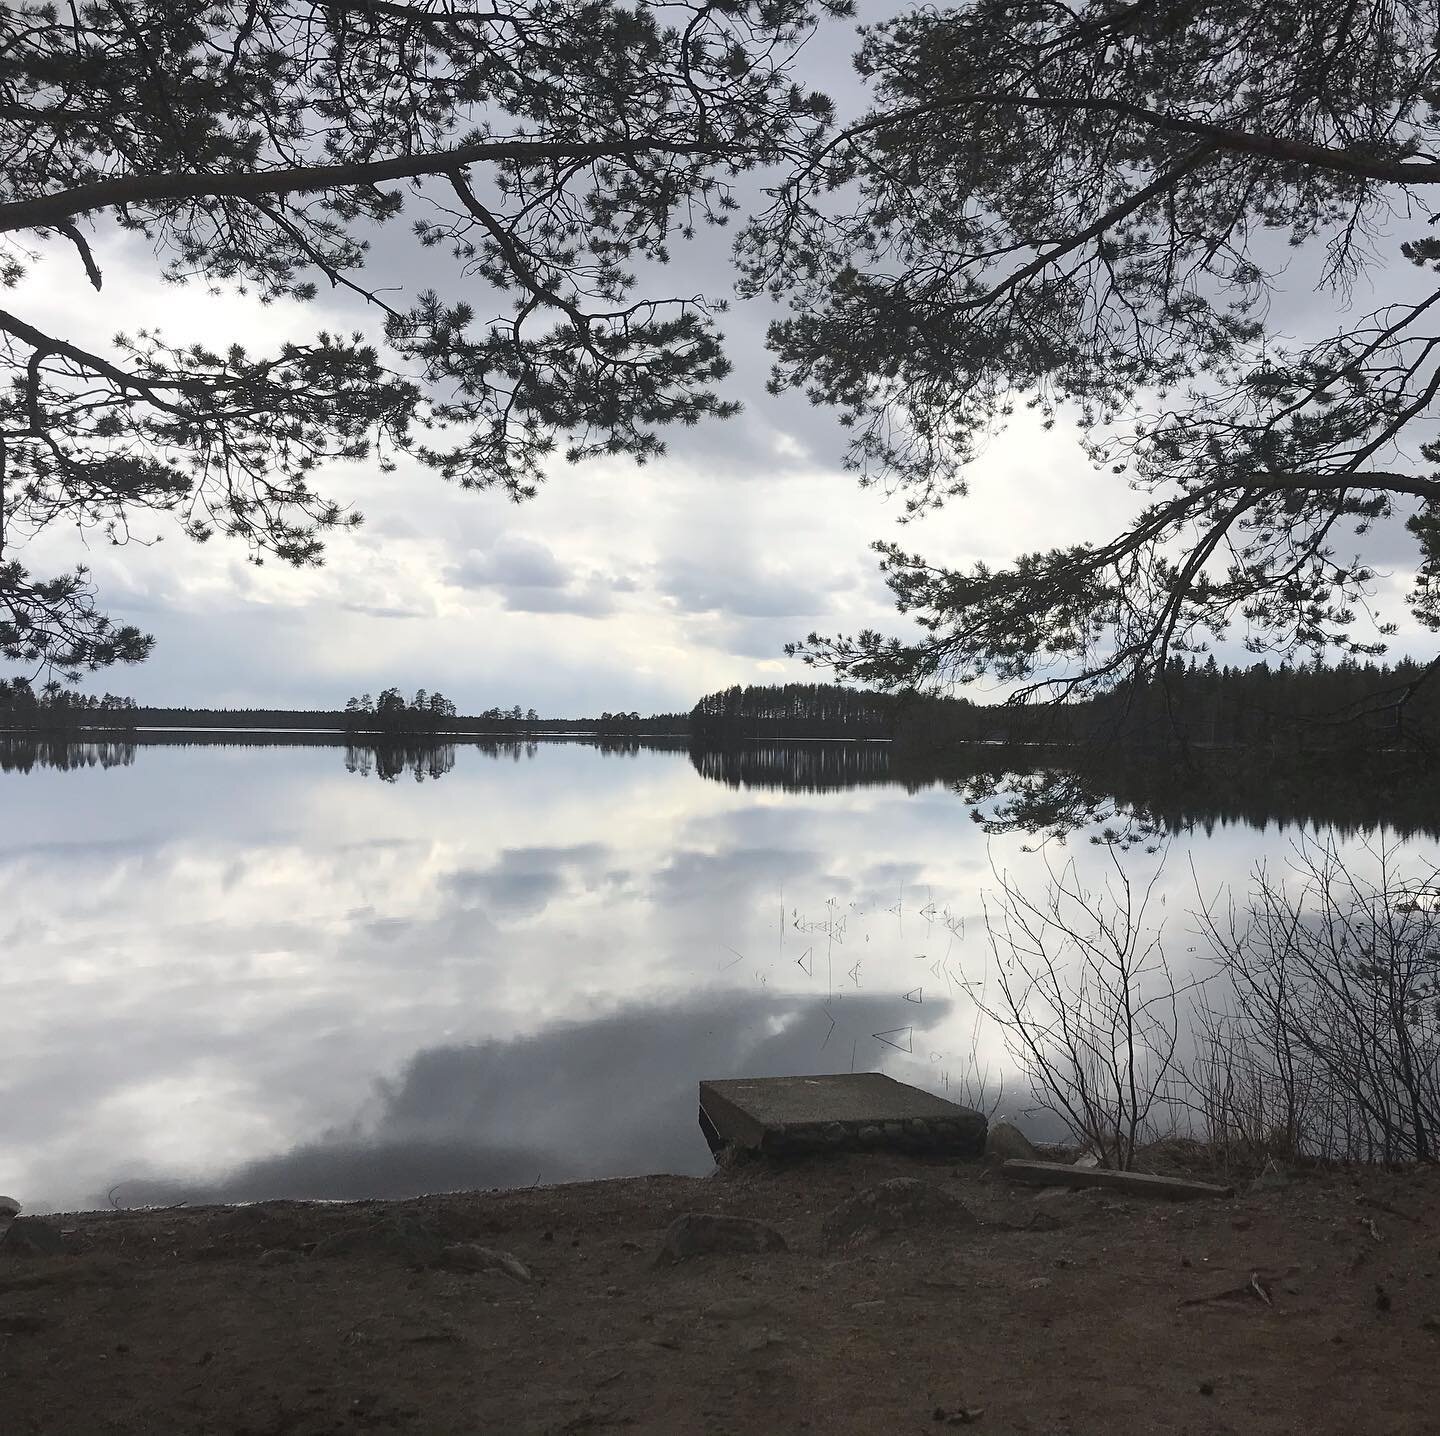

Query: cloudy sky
left=7, top=10, right=1432, bottom=716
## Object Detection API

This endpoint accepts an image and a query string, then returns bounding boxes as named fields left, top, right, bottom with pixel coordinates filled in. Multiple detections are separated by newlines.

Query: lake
left=2, top=734, right=1434, bottom=1213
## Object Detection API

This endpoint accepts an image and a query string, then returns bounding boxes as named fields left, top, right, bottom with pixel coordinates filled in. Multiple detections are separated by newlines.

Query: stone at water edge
left=0, top=1195, right=20, bottom=1219
left=655, top=1212, right=787, bottom=1266
left=985, top=1121, right=1039, bottom=1163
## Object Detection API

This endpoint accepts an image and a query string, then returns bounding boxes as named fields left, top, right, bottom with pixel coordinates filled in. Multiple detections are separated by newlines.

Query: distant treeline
left=0, top=680, right=140, bottom=724
left=686, top=661, right=1440, bottom=754
left=343, top=688, right=460, bottom=734
left=899, top=657, right=1437, bottom=752
left=4, top=660, right=1439, bottom=753
left=0, top=678, right=686, bottom=737
left=689, top=681, right=968, bottom=738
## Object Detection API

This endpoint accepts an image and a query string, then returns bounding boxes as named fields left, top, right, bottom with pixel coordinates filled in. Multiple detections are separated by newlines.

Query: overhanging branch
left=828, top=93, right=1440, bottom=187
left=0, top=136, right=725, bottom=237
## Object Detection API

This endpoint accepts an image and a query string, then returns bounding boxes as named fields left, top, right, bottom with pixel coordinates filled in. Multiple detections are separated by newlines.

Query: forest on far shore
left=0, top=657, right=1436, bottom=754
left=687, top=660, right=1438, bottom=752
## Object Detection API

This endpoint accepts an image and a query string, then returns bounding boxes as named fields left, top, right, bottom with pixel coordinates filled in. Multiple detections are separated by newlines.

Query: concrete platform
left=698, top=1073, right=987, bottom=1158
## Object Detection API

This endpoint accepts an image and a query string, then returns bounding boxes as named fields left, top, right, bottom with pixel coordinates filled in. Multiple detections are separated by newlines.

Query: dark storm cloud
left=97, top=987, right=953, bottom=1207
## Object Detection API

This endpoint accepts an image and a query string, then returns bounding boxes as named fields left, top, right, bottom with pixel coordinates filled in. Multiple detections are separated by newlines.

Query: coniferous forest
left=5, top=659, right=1440, bottom=756
left=688, top=658, right=1440, bottom=755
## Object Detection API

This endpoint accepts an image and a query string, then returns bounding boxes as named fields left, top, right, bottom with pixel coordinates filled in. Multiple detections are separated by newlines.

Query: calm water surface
left=1, top=737, right=1429, bottom=1212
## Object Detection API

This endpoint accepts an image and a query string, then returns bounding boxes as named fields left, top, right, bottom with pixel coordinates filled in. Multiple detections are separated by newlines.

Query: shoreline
left=4, top=1149, right=1438, bottom=1433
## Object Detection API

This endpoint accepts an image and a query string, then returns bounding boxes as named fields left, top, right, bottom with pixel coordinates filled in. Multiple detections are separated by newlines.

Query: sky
left=6, top=8, right=1434, bottom=717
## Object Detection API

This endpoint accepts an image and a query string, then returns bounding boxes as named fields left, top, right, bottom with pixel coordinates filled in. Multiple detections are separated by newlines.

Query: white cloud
left=447, top=535, right=571, bottom=591
left=4, top=159, right=1432, bottom=715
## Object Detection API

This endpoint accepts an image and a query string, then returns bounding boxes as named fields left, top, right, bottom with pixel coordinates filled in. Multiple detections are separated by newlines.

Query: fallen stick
left=1001, top=1159, right=1234, bottom=1201
left=1355, top=1194, right=1417, bottom=1224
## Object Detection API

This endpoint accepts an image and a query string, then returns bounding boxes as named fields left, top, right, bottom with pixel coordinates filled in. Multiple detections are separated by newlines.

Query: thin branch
left=949, top=145, right=1219, bottom=312
left=54, top=221, right=101, bottom=290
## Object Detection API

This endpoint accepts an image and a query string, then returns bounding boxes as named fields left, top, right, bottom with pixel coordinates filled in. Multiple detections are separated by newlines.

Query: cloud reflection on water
left=2, top=735, right=1402, bottom=1214
left=99, top=990, right=944, bottom=1207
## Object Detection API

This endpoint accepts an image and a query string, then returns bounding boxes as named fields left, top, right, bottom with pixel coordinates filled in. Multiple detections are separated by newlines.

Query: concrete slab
left=698, top=1073, right=986, bottom=1158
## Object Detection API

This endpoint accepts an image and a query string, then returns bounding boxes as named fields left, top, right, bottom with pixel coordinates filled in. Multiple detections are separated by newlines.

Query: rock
left=821, top=1178, right=978, bottom=1253
left=985, top=1121, right=1038, bottom=1163
left=654, top=1212, right=787, bottom=1266
left=439, top=1243, right=532, bottom=1282
left=0, top=1195, right=20, bottom=1219
left=313, top=1216, right=446, bottom=1267
left=934, top=1406, right=985, bottom=1425
left=1, top=1218, right=65, bottom=1257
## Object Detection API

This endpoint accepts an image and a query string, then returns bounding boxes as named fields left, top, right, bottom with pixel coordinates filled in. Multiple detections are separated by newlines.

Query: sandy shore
left=2, top=1149, right=1438, bottom=1434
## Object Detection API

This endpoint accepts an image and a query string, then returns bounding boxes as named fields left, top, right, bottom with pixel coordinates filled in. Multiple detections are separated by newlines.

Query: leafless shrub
left=948, top=1047, right=1005, bottom=1121
left=1193, top=834, right=1440, bottom=1164
left=1182, top=996, right=1316, bottom=1171
left=972, top=847, right=1183, bottom=1169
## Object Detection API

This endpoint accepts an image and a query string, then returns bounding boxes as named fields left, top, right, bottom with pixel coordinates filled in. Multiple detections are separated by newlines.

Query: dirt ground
left=2, top=1150, right=1439, bottom=1435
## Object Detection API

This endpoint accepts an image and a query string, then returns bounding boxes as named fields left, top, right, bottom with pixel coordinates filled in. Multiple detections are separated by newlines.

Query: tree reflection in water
left=0, top=737, right=136, bottom=772
left=4, top=731, right=1440, bottom=842
left=344, top=741, right=458, bottom=783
